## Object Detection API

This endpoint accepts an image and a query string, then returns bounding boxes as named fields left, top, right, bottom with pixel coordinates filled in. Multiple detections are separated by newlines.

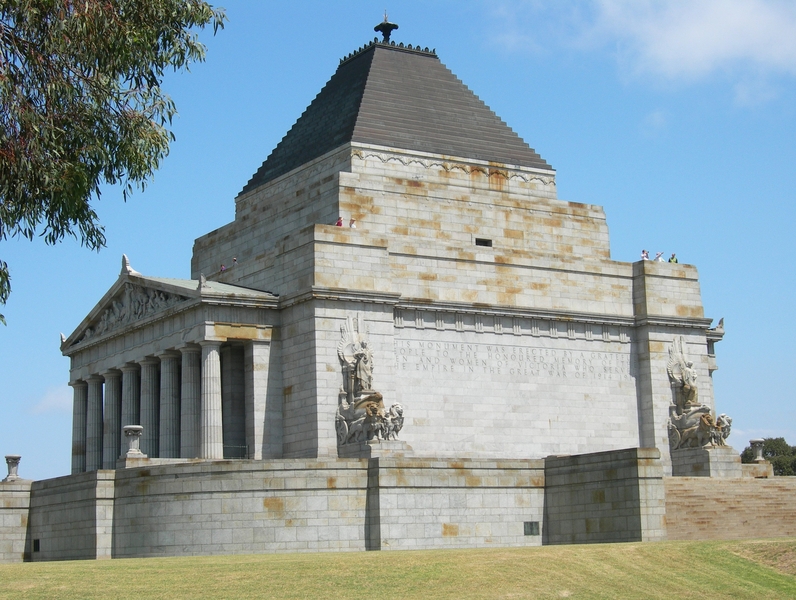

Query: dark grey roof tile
left=241, top=43, right=551, bottom=195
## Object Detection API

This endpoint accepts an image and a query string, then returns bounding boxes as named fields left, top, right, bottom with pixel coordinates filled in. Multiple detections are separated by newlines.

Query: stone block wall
left=20, top=457, right=549, bottom=561
left=278, top=302, right=322, bottom=458
left=671, top=447, right=742, bottom=477
left=0, top=480, right=32, bottom=563
left=375, top=458, right=545, bottom=550
left=27, top=471, right=115, bottom=561
left=664, top=476, right=796, bottom=540
left=16, top=451, right=796, bottom=563
left=111, top=460, right=369, bottom=557
left=631, top=261, right=715, bottom=474
left=192, top=147, right=351, bottom=283
left=392, top=326, right=640, bottom=460
left=543, top=448, right=666, bottom=545
left=341, top=146, right=608, bottom=261
left=186, top=141, right=718, bottom=468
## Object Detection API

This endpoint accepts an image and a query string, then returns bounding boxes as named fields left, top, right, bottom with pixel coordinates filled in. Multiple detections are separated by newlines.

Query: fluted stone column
left=102, top=369, right=122, bottom=468
left=70, top=381, right=88, bottom=474
left=139, top=357, right=160, bottom=458
left=85, top=375, right=104, bottom=471
left=120, top=363, right=140, bottom=433
left=180, top=345, right=202, bottom=458
left=158, top=351, right=181, bottom=458
left=200, top=341, right=223, bottom=459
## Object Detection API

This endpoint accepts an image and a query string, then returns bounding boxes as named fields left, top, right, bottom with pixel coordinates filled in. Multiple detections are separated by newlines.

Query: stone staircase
left=664, top=476, right=796, bottom=540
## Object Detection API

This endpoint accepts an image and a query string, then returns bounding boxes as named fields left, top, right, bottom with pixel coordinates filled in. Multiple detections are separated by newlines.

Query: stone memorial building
left=3, top=22, right=794, bottom=563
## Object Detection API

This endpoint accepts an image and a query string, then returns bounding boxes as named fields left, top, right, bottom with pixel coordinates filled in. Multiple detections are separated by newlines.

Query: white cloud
left=733, top=78, right=779, bottom=107
left=488, top=1, right=796, bottom=86
left=587, top=0, right=796, bottom=80
left=641, top=109, right=667, bottom=137
left=30, top=386, right=72, bottom=415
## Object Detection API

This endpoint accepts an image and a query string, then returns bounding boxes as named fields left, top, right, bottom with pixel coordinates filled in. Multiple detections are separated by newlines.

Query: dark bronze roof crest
left=374, top=12, right=398, bottom=43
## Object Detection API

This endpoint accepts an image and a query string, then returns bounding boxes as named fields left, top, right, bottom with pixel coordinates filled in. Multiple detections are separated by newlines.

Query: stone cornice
left=633, top=316, right=714, bottom=330
left=396, top=298, right=636, bottom=327
left=278, top=287, right=402, bottom=310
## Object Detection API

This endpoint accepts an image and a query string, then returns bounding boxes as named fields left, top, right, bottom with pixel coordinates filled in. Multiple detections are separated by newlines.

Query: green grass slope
left=0, top=539, right=794, bottom=599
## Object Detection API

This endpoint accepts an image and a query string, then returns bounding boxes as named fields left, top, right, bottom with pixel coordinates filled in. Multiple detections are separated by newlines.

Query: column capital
left=100, top=368, right=122, bottom=379
left=176, top=343, right=202, bottom=354
left=86, top=374, right=105, bottom=384
left=199, top=340, right=223, bottom=350
left=69, top=380, right=88, bottom=389
left=155, top=350, right=181, bottom=360
left=139, top=356, right=160, bottom=367
left=120, top=363, right=140, bottom=374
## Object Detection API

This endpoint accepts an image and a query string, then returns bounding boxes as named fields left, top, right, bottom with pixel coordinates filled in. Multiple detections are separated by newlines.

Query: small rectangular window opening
left=475, top=238, right=492, bottom=247
left=33, top=539, right=40, bottom=552
left=524, top=521, right=540, bottom=536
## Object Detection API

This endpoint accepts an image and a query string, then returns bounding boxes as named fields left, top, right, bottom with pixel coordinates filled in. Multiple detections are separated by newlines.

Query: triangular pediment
left=63, top=256, right=280, bottom=350
left=66, top=276, right=192, bottom=349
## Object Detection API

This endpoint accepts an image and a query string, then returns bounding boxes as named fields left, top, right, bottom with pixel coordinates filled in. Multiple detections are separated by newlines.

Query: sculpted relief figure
left=353, top=341, right=373, bottom=394
left=667, top=337, right=699, bottom=410
left=79, top=282, right=186, bottom=343
left=335, top=314, right=404, bottom=448
left=665, top=335, right=732, bottom=452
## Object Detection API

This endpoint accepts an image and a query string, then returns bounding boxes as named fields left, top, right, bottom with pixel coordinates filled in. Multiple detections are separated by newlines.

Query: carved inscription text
left=394, top=340, right=632, bottom=381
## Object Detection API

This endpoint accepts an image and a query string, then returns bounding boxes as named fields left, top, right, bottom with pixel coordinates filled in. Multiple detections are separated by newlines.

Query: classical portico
left=62, top=257, right=279, bottom=473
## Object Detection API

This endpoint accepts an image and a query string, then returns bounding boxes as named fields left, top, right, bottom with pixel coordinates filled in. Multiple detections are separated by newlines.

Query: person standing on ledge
left=349, top=218, right=357, bottom=228
left=641, top=249, right=650, bottom=260
left=669, top=253, right=678, bottom=263
left=654, top=251, right=664, bottom=262
left=335, top=217, right=343, bottom=226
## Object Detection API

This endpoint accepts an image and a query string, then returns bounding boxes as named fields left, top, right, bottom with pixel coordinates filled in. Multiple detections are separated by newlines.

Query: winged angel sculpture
left=335, top=315, right=404, bottom=447
left=666, top=336, right=731, bottom=450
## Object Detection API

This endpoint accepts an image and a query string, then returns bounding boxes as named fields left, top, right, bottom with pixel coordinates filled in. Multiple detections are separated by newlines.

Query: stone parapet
left=111, top=459, right=370, bottom=558
left=22, top=457, right=548, bottom=560
left=671, top=446, right=743, bottom=477
left=374, top=457, right=545, bottom=551
left=742, top=462, right=774, bottom=478
left=27, top=470, right=115, bottom=561
left=0, top=479, right=32, bottom=563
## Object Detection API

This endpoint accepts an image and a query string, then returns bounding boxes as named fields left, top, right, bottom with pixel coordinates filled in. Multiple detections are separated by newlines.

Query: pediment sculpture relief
left=335, top=314, right=404, bottom=446
left=666, top=336, right=732, bottom=451
left=78, top=282, right=187, bottom=343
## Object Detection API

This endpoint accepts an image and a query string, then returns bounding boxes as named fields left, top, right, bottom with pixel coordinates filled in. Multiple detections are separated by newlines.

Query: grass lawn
left=0, top=539, right=794, bottom=599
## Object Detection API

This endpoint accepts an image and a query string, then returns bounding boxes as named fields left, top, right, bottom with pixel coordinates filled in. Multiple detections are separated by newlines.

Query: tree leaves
left=0, top=0, right=226, bottom=323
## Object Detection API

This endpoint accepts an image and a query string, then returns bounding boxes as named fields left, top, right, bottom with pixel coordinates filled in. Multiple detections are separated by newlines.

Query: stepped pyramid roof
left=242, top=38, right=552, bottom=194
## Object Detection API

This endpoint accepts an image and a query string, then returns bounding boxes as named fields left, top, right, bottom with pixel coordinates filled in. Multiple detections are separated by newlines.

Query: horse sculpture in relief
left=666, top=335, right=731, bottom=451
left=335, top=314, right=404, bottom=448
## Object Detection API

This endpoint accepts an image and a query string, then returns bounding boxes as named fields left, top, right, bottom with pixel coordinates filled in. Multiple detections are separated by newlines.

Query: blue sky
left=1, top=0, right=795, bottom=481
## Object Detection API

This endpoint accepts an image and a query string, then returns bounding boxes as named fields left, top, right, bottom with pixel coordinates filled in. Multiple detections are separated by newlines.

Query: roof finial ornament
left=374, top=12, right=398, bottom=43
left=121, top=254, right=140, bottom=276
